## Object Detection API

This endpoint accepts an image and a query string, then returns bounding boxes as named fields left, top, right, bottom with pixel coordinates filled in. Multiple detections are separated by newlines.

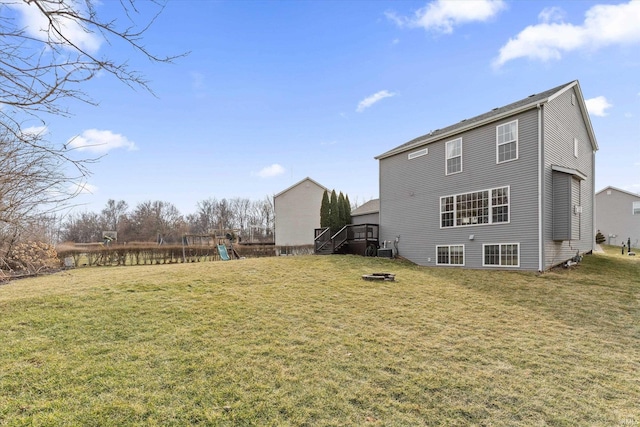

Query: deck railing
left=314, top=224, right=379, bottom=255
left=314, top=227, right=332, bottom=253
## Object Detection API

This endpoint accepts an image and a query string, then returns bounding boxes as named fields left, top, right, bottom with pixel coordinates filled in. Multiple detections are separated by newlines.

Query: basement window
left=436, top=245, right=464, bottom=266
left=483, top=243, right=520, bottom=267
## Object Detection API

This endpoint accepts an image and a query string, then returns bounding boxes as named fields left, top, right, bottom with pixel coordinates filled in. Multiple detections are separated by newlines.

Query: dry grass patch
left=1, top=249, right=638, bottom=426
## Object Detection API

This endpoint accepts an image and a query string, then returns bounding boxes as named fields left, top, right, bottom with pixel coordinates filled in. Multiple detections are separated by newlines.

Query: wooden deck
left=314, top=224, right=379, bottom=256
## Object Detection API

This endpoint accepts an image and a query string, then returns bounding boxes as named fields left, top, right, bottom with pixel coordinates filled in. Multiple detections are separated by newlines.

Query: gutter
left=376, top=99, right=551, bottom=160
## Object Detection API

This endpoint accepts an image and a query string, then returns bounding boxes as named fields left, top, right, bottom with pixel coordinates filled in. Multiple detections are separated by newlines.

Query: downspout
left=537, top=103, right=543, bottom=272
left=592, top=149, right=596, bottom=252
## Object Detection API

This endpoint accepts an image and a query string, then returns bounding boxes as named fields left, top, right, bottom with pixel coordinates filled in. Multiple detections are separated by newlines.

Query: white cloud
left=9, top=0, right=102, bottom=53
left=356, top=90, right=396, bottom=113
left=585, top=96, right=612, bottom=117
left=387, top=0, right=506, bottom=34
left=22, top=125, right=48, bottom=137
left=70, top=182, right=98, bottom=195
left=538, top=7, right=566, bottom=24
left=494, top=1, right=640, bottom=67
left=67, top=129, right=137, bottom=154
left=257, top=164, right=285, bottom=178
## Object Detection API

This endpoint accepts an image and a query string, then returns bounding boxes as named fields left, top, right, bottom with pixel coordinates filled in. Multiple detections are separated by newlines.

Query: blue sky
left=14, top=0, right=640, bottom=215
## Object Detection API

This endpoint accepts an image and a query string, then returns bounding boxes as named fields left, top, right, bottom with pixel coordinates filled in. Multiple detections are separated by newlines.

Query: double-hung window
left=496, top=120, right=518, bottom=163
left=440, top=186, right=510, bottom=228
left=436, top=245, right=464, bottom=266
left=441, top=196, right=454, bottom=227
left=633, top=201, right=640, bottom=215
left=483, top=243, right=520, bottom=267
left=446, top=138, right=462, bottom=175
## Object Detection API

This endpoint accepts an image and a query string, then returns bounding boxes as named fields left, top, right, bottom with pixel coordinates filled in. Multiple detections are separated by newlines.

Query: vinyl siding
left=274, top=179, right=325, bottom=246
left=595, top=188, right=640, bottom=248
left=351, top=212, right=379, bottom=225
left=571, top=177, right=581, bottom=239
left=379, top=108, right=540, bottom=270
left=552, top=172, right=572, bottom=241
left=542, top=87, right=595, bottom=269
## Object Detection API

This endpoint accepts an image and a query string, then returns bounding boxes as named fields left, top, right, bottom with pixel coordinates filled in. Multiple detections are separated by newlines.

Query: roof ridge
left=376, top=80, right=578, bottom=159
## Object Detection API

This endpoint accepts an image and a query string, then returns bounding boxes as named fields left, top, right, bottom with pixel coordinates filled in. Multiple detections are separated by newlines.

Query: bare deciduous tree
left=1, top=0, right=182, bottom=116
left=59, top=211, right=103, bottom=243
left=101, top=199, right=129, bottom=234
left=1, top=0, right=182, bottom=267
left=125, top=200, right=185, bottom=244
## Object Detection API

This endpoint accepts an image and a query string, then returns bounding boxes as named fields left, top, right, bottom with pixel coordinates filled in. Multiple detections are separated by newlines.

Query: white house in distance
left=274, top=177, right=327, bottom=247
left=375, top=80, right=598, bottom=271
left=595, top=186, right=640, bottom=248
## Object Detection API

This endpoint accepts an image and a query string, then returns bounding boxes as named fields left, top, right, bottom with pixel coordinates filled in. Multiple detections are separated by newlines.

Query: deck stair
left=314, top=224, right=379, bottom=256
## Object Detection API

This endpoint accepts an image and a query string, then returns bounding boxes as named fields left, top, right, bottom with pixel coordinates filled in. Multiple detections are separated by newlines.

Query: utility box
left=377, top=248, right=393, bottom=258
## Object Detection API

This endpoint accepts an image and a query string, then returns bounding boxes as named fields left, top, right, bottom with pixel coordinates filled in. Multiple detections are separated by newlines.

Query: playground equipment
left=181, top=231, right=240, bottom=262
left=217, top=244, right=230, bottom=261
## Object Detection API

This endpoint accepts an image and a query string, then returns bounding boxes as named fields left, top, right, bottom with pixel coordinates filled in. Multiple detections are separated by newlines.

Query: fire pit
left=361, top=272, right=395, bottom=281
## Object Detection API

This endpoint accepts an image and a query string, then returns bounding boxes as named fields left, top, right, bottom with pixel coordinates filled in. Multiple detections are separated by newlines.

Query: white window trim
left=439, top=185, right=511, bottom=229
left=496, top=120, right=518, bottom=164
left=436, top=244, right=465, bottom=266
left=633, top=201, right=640, bottom=215
left=408, top=147, right=428, bottom=160
left=445, top=138, right=462, bottom=176
left=573, top=137, right=578, bottom=158
left=482, top=243, right=520, bottom=268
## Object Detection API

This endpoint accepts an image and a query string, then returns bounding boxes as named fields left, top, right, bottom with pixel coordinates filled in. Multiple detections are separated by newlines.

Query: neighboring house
left=274, top=177, right=328, bottom=246
left=595, top=186, right=640, bottom=248
left=351, top=199, right=380, bottom=225
left=375, top=80, right=598, bottom=271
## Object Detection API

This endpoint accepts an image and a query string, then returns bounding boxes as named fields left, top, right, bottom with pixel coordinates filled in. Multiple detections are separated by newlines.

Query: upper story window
left=574, top=138, right=578, bottom=158
left=446, top=138, right=462, bottom=175
left=496, top=120, right=518, bottom=163
left=633, top=201, right=640, bottom=215
left=440, top=186, right=510, bottom=228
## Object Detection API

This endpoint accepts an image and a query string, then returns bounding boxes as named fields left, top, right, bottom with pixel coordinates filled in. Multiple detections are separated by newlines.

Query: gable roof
left=596, top=186, right=640, bottom=199
left=376, top=80, right=598, bottom=160
left=351, top=198, right=380, bottom=216
left=274, top=177, right=328, bottom=199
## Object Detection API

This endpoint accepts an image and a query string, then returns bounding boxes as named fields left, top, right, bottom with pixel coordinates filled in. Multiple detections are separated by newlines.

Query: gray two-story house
left=375, top=80, right=598, bottom=271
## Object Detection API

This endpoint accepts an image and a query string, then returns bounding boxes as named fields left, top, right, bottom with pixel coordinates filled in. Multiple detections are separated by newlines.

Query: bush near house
left=2, top=241, right=59, bottom=276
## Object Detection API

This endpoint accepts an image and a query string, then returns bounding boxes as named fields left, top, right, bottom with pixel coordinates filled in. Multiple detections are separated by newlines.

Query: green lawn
left=1, top=247, right=639, bottom=426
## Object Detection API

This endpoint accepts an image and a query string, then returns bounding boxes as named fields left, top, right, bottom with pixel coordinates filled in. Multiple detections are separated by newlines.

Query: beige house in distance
left=274, top=177, right=327, bottom=247
left=595, top=186, right=640, bottom=248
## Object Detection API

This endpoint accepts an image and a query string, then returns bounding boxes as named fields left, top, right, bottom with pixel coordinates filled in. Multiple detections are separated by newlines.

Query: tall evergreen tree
left=337, top=192, right=346, bottom=228
left=344, top=195, right=352, bottom=225
left=320, top=190, right=330, bottom=228
left=329, top=190, right=339, bottom=231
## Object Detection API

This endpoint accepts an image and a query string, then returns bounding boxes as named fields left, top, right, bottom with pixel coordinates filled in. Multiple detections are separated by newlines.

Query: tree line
left=60, top=197, right=275, bottom=245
